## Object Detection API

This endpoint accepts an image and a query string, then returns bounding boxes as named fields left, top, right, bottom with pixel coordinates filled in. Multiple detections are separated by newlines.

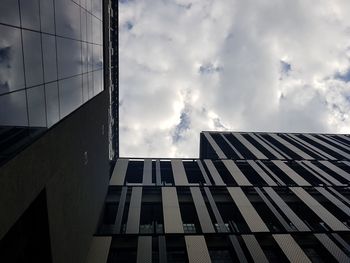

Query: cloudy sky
left=119, top=0, right=350, bottom=158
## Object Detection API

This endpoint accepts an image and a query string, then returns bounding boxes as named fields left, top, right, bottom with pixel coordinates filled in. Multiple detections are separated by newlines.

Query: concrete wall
left=0, top=90, right=110, bottom=263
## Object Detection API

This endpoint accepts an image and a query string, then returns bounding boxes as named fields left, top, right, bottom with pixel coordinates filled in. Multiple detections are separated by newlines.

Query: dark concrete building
left=0, top=0, right=117, bottom=262
left=97, top=132, right=350, bottom=262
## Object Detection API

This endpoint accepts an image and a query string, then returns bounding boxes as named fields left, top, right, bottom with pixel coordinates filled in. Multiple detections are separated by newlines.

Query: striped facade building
left=93, top=132, right=350, bottom=262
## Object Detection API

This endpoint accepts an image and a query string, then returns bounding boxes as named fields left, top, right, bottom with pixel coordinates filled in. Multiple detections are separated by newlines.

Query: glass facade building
left=96, top=132, right=350, bottom=262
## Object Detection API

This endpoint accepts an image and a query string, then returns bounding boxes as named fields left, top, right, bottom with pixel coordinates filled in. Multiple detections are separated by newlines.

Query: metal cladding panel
left=185, top=236, right=211, bottom=263
left=320, top=161, right=350, bottom=182
left=304, top=134, right=350, bottom=159
left=221, top=134, right=244, bottom=158
left=249, top=133, right=284, bottom=159
left=204, top=159, right=225, bottom=186
left=255, top=188, right=292, bottom=231
left=156, top=159, right=161, bottom=186
left=204, top=187, right=228, bottom=233
left=337, top=134, right=350, bottom=143
left=126, top=187, right=142, bottom=234
left=272, top=160, right=311, bottom=186
left=269, top=133, right=314, bottom=160
left=158, top=236, right=167, bottom=263
left=315, top=187, right=350, bottom=216
left=86, top=236, right=112, bottom=263
left=290, top=187, right=349, bottom=231
left=114, top=186, right=128, bottom=234
left=288, top=134, right=337, bottom=160
left=162, top=187, right=184, bottom=233
left=227, top=187, right=269, bottom=232
left=190, top=187, right=215, bottom=233
left=302, top=161, right=344, bottom=186
left=242, top=235, right=269, bottom=263
left=263, top=187, right=310, bottom=231
left=222, top=160, right=252, bottom=186
left=229, top=235, right=248, bottom=263
left=137, top=236, right=152, bottom=263
left=233, top=133, right=267, bottom=159
left=142, top=159, right=153, bottom=185
left=110, top=158, right=129, bottom=185
left=247, top=160, right=277, bottom=186
left=257, top=160, right=285, bottom=186
left=319, top=134, right=350, bottom=151
left=197, top=160, right=212, bottom=185
left=314, top=234, right=350, bottom=263
left=273, top=234, right=311, bottom=263
left=171, top=159, right=189, bottom=185
left=298, top=161, right=333, bottom=186
left=328, top=188, right=350, bottom=206
left=203, top=132, right=227, bottom=159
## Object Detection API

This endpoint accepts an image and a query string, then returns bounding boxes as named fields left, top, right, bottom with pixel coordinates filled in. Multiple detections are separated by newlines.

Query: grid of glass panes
left=0, top=0, right=103, bottom=128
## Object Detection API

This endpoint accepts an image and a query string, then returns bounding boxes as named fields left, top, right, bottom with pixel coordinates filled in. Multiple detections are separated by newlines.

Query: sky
left=119, top=0, right=350, bottom=158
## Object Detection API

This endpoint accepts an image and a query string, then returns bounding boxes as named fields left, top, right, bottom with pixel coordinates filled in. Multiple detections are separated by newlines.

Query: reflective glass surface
left=0, top=24, right=25, bottom=94
left=0, top=0, right=104, bottom=129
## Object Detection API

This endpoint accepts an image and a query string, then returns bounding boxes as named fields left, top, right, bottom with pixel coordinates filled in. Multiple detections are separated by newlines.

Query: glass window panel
left=20, top=0, right=40, bottom=31
left=0, top=0, right=20, bottom=27
left=42, top=34, right=57, bottom=82
left=40, top=0, right=55, bottom=34
left=92, top=0, right=102, bottom=20
left=0, top=91, right=28, bottom=126
left=86, top=13, right=93, bottom=43
left=27, top=85, right=46, bottom=127
left=59, top=75, right=82, bottom=118
left=81, top=9, right=87, bottom=42
left=87, top=43, right=93, bottom=72
left=82, top=73, right=88, bottom=102
left=0, top=25, right=25, bottom=94
left=82, top=42, right=88, bottom=73
left=57, top=37, right=82, bottom=79
left=93, top=69, right=102, bottom=95
left=88, top=72, right=93, bottom=99
left=55, top=0, right=81, bottom=39
left=86, top=0, right=92, bottom=13
left=22, top=30, right=44, bottom=87
left=45, top=82, right=59, bottom=127
left=93, top=44, right=102, bottom=70
left=92, top=16, right=101, bottom=45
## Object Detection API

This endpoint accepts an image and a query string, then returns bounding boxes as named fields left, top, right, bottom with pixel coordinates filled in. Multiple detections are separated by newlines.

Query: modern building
left=0, top=0, right=118, bottom=262
left=1, top=0, right=350, bottom=263
left=96, top=131, right=350, bottom=262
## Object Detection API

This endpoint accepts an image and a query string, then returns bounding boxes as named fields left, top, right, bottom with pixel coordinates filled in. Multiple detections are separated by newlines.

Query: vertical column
left=319, top=161, right=350, bottom=182
left=110, top=158, right=129, bottom=185
left=162, top=187, right=184, bottom=233
left=249, top=133, right=284, bottom=159
left=114, top=186, right=128, bottom=234
left=156, top=159, right=162, bottom=186
left=171, top=159, right=189, bottom=185
left=190, top=187, right=215, bottom=233
left=227, top=187, right=269, bottom=232
left=247, top=160, right=277, bottom=186
left=126, top=187, right=142, bottom=234
left=185, top=236, right=211, bottom=263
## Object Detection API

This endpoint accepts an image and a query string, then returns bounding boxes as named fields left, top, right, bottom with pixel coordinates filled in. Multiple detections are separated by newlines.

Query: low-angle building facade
left=0, top=0, right=350, bottom=262
left=97, top=131, right=350, bottom=262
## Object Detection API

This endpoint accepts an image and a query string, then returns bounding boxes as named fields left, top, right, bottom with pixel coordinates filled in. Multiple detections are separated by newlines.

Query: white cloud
left=119, top=0, right=350, bottom=158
